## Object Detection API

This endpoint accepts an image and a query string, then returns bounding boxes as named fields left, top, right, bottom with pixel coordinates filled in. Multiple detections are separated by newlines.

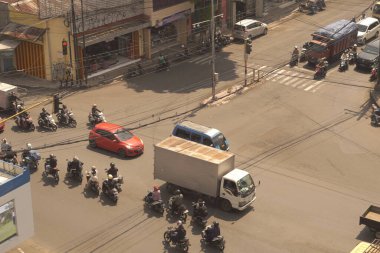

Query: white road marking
left=304, top=80, right=323, bottom=91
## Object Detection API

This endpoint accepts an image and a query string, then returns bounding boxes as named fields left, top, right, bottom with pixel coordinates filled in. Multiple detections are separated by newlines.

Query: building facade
left=0, top=162, right=34, bottom=253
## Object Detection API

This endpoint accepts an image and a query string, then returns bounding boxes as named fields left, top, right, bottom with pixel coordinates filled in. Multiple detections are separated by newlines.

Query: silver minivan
left=233, top=19, right=268, bottom=40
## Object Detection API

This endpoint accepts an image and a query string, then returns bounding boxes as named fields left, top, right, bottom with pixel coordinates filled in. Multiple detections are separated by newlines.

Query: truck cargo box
left=0, top=82, right=17, bottom=109
left=154, top=136, right=235, bottom=197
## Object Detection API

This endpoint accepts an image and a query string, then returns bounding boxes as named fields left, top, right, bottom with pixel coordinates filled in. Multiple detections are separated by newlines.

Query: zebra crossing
left=187, top=55, right=326, bottom=93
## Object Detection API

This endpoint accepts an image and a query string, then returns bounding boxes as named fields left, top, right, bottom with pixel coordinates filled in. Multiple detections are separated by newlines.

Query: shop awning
left=0, top=39, right=20, bottom=51
left=0, top=22, right=46, bottom=42
left=78, top=20, right=150, bottom=47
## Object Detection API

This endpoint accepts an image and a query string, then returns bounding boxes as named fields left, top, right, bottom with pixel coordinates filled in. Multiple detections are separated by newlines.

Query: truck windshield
left=212, top=133, right=229, bottom=151
left=237, top=174, right=255, bottom=197
left=309, top=42, right=326, bottom=52
left=357, top=24, right=368, bottom=33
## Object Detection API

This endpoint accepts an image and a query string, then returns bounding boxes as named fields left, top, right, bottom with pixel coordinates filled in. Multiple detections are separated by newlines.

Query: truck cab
left=219, top=169, right=256, bottom=211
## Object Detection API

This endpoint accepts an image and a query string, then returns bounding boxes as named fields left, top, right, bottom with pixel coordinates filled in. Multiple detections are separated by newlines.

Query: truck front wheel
left=220, top=199, right=232, bottom=212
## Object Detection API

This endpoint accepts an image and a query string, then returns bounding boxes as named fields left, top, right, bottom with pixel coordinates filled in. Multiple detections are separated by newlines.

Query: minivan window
left=175, top=128, right=190, bottom=139
left=368, top=23, right=377, bottom=30
left=234, top=25, right=245, bottom=31
left=190, top=133, right=201, bottom=143
left=203, top=137, right=213, bottom=147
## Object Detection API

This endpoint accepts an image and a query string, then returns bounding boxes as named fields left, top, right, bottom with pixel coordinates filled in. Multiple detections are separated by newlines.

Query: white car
left=233, top=19, right=268, bottom=40
left=357, top=17, right=380, bottom=44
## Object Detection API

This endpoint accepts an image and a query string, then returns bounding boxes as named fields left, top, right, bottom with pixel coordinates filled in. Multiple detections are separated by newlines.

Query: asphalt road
left=6, top=0, right=380, bottom=252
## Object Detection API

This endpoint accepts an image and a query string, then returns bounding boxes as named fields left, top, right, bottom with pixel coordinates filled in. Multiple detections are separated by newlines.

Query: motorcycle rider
left=205, top=221, right=221, bottom=243
left=16, top=104, right=27, bottom=127
left=193, top=198, right=208, bottom=218
left=68, top=156, right=83, bottom=175
left=172, top=220, right=186, bottom=243
left=91, top=104, right=102, bottom=122
left=1, top=138, right=12, bottom=153
left=170, top=189, right=184, bottom=215
left=46, top=154, right=58, bottom=175
left=58, top=104, right=70, bottom=124
left=102, top=174, right=117, bottom=193
left=107, top=162, right=118, bottom=178
left=350, top=44, right=358, bottom=62
left=40, top=108, right=51, bottom=125
left=86, top=166, right=99, bottom=188
left=22, top=143, right=33, bottom=159
left=8, top=91, right=21, bottom=112
left=147, top=185, right=161, bottom=203
left=316, top=57, right=327, bottom=76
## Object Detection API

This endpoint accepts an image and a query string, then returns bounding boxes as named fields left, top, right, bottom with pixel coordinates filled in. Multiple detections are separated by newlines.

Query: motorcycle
left=104, top=168, right=123, bottom=192
left=314, top=62, right=328, bottom=79
left=197, top=40, right=210, bottom=55
left=201, top=227, right=226, bottom=252
left=56, top=111, right=77, bottom=128
left=21, top=150, right=41, bottom=171
left=191, top=202, right=208, bottom=228
left=85, top=171, right=101, bottom=196
left=163, top=227, right=190, bottom=252
left=348, top=52, right=356, bottom=65
left=144, top=191, right=165, bottom=214
left=102, top=180, right=118, bottom=203
left=370, top=66, right=377, bottom=81
left=156, top=59, right=170, bottom=72
left=38, top=114, right=58, bottom=131
left=126, top=63, right=144, bottom=78
left=299, top=48, right=307, bottom=62
left=338, top=58, right=348, bottom=72
left=289, top=53, right=299, bottom=67
left=371, top=104, right=380, bottom=127
left=15, top=114, right=35, bottom=131
left=66, top=160, right=84, bottom=183
left=88, top=111, right=106, bottom=126
left=42, top=161, right=59, bottom=183
left=167, top=198, right=189, bottom=223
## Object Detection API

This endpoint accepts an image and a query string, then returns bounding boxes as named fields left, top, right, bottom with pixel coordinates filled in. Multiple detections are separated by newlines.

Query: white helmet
left=108, top=174, right=113, bottom=180
left=295, top=46, right=298, bottom=49
left=26, top=143, right=32, bottom=150
left=177, top=220, right=182, bottom=226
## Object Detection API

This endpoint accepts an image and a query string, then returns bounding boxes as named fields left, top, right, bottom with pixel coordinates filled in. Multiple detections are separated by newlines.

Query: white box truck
left=154, top=136, right=256, bottom=212
left=0, top=82, right=17, bottom=110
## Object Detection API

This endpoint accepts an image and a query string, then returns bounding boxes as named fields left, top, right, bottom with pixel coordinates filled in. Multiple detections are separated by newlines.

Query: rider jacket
left=49, top=158, right=58, bottom=169
left=70, top=160, right=83, bottom=172
left=40, top=111, right=50, bottom=121
left=194, top=204, right=208, bottom=217
left=174, top=225, right=186, bottom=242
left=107, top=167, right=118, bottom=178
left=91, top=107, right=101, bottom=115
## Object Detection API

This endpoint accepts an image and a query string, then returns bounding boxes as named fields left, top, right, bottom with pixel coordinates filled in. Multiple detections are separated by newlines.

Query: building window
left=153, top=0, right=188, bottom=11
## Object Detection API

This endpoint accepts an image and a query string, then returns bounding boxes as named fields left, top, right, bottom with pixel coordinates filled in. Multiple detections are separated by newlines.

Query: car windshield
left=212, top=133, right=228, bottom=150
left=114, top=128, right=133, bottom=141
left=363, top=44, right=379, bottom=54
left=234, top=25, right=245, bottom=31
left=357, top=24, right=368, bottom=33
left=236, top=174, right=255, bottom=195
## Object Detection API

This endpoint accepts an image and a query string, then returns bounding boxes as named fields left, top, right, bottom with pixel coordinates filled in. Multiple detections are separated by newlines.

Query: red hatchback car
left=89, top=122, right=144, bottom=157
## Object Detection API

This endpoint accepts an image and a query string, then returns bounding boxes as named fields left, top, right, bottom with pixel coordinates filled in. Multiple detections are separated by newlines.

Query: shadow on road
left=356, top=226, right=377, bottom=242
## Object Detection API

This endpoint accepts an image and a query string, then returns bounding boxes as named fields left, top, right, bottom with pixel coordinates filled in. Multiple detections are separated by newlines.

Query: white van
left=233, top=19, right=268, bottom=40
left=357, top=17, right=380, bottom=44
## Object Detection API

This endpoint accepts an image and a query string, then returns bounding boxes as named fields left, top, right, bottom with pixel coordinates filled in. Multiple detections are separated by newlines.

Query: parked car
left=233, top=19, right=268, bottom=41
left=88, top=122, right=144, bottom=157
left=356, top=39, right=379, bottom=69
left=357, top=17, right=380, bottom=45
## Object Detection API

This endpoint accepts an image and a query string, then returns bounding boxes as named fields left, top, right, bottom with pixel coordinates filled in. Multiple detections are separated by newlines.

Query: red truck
left=306, top=19, right=358, bottom=64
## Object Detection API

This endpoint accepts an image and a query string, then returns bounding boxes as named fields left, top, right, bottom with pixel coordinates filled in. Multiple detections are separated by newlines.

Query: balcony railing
left=153, top=0, right=189, bottom=11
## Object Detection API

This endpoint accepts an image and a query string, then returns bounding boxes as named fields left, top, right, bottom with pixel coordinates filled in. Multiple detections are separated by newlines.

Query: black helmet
left=213, top=221, right=219, bottom=227
left=110, top=162, right=115, bottom=168
left=42, top=108, right=47, bottom=112
left=174, top=189, right=181, bottom=195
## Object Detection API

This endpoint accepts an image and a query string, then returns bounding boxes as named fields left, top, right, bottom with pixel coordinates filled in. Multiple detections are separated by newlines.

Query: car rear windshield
left=234, top=25, right=245, bottom=31
left=357, top=24, right=368, bottom=33
left=115, top=128, right=133, bottom=141
left=363, top=44, right=379, bottom=54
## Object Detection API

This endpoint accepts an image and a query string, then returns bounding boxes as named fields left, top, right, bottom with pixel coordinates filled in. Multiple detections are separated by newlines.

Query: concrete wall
left=0, top=183, right=34, bottom=253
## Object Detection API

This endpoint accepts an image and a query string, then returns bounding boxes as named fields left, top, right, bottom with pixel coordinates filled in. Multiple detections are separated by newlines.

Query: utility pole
left=377, top=38, right=380, bottom=90
left=211, top=0, right=216, bottom=101
left=244, top=39, right=248, bottom=86
left=80, top=0, right=87, bottom=85
left=70, top=0, right=79, bottom=85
